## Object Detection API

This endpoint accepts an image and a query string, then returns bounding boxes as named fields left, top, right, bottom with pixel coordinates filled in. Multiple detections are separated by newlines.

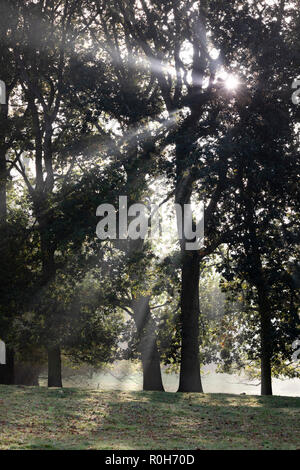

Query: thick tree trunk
left=132, top=297, right=164, bottom=391
left=178, top=252, right=203, bottom=393
left=47, top=346, right=62, bottom=388
left=0, top=347, right=14, bottom=384
left=174, top=129, right=204, bottom=393
left=15, top=362, right=42, bottom=386
left=140, top=337, right=164, bottom=391
left=258, top=291, right=273, bottom=396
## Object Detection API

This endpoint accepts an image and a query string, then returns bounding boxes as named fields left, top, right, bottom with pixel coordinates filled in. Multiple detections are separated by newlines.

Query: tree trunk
left=0, top=347, right=14, bottom=384
left=15, top=362, right=42, bottom=386
left=140, top=337, right=164, bottom=391
left=258, top=291, right=273, bottom=396
left=244, top=204, right=273, bottom=396
left=132, top=297, right=164, bottom=391
left=0, top=99, right=14, bottom=385
left=178, top=251, right=203, bottom=393
left=38, top=212, right=62, bottom=388
left=47, top=346, right=62, bottom=387
left=0, top=147, right=6, bottom=225
left=0, top=98, right=8, bottom=225
left=174, top=130, right=204, bottom=393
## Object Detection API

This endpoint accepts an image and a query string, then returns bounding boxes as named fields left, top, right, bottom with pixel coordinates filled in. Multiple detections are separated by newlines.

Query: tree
left=6, top=0, right=109, bottom=386
left=95, top=0, right=245, bottom=393
left=0, top=0, right=29, bottom=384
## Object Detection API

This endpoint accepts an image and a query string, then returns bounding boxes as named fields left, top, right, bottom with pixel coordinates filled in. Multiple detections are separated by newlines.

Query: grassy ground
left=0, top=385, right=299, bottom=450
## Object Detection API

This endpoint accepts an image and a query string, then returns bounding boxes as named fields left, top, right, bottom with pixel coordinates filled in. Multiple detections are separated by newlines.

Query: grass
left=0, top=385, right=299, bottom=450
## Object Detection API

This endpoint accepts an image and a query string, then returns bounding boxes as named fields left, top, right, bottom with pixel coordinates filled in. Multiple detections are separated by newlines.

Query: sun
left=225, top=75, right=240, bottom=91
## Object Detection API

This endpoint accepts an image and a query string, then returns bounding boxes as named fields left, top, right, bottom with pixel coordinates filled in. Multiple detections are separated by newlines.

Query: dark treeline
left=0, top=0, right=299, bottom=395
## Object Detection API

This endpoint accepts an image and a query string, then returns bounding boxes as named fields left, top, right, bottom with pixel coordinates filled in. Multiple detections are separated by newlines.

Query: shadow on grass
left=1, top=386, right=300, bottom=450
left=85, top=391, right=300, bottom=450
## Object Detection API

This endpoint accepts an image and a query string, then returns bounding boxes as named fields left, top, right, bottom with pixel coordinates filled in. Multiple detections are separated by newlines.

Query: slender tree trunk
left=0, top=98, right=15, bottom=385
left=0, top=347, right=14, bottom=384
left=132, top=297, right=164, bottom=391
left=38, top=227, right=63, bottom=388
left=178, top=251, right=203, bottom=393
left=0, top=92, right=8, bottom=225
left=47, top=346, right=62, bottom=388
left=38, top=212, right=63, bottom=388
left=243, top=194, right=273, bottom=396
left=0, top=148, right=6, bottom=225
left=258, top=290, right=273, bottom=396
left=41, top=224, right=62, bottom=389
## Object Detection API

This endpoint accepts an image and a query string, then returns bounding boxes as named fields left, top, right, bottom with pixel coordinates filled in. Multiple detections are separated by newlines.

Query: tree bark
left=132, top=297, right=164, bottom=391
left=242, top=189, right=273, bottom=397
left=0, top=97, right=15, bottom=385
left=0, top=95, right=8, bottom=225
left=175, top=164, right=203, bottom=393
left=140, top=336, right=164, bottom=391
left=0, top=347, right=14, bottom=384
left=0, top=148, right=6, bottom=226
left=47, top=346, right=62, bottom=387
left=178, top=251, right=203, bottom=393
left=37, top=209, right=63, bottom=388
left=15, top=362, right=42, bottom=386
left=258, top=290, right=273, bottom=396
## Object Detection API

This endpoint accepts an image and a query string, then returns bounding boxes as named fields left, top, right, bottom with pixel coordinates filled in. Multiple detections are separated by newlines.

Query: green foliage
left=1, top=0, right=300, bottom=389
